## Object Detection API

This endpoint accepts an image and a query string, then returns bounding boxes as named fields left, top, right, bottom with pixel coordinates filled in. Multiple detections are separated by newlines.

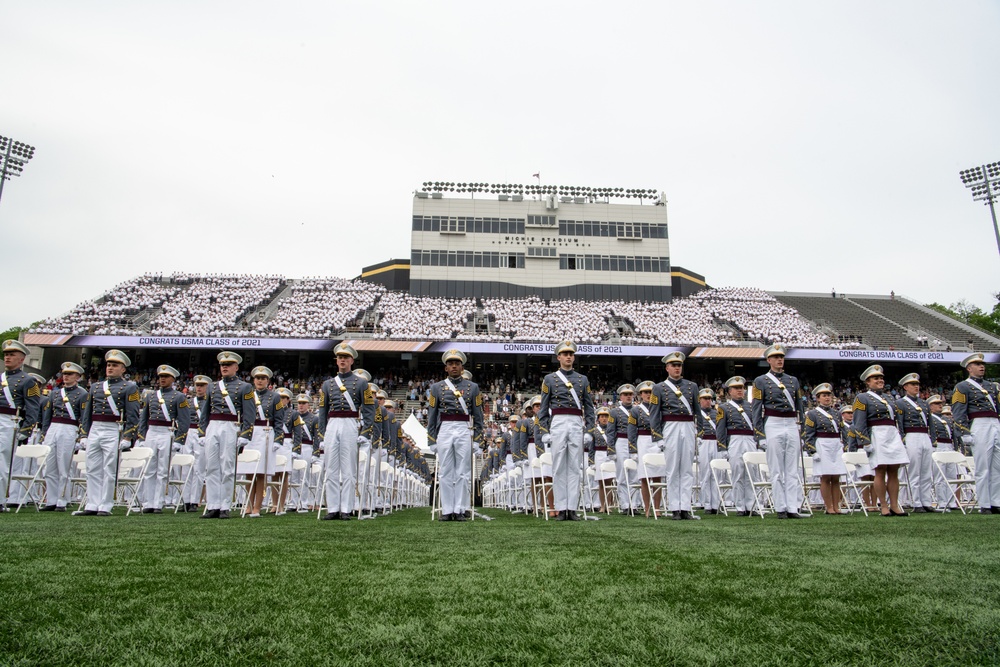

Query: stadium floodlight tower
left=959, top=161, right=1000, bottom=261
left=0, top=135, right=36, bottom=207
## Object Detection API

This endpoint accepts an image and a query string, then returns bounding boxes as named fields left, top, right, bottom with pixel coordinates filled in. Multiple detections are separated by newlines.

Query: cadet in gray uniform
left=199, top=351, right=255, bottom=519
left=895, top=373, right=937, bottom=512
left=802, top=383, right=847, bottom=515
left=137, top=364, right=190, bottom=513
left=292, top=394, right=319, bottom=512
left=427, top=349, right=484, bottom=521
left=79, top=350, right=140, bottom=516
left=593, top=407, right=614, bottom=512
left=927, top=395, right=959, bottom=511
left=695, top=388, right=721, bottom=514
left=751, top=344, right=806, bottom=519
left=9, top=372, right=46, bottom=507
left=538, top=340, right=595, bottom=521
left=629, top=381, right=659, bottom=516
left=0, top=340, right=41, bottom=511
left=650, top=352, right=700, bottom=520
left=950, top=352, right=1000, bottom=514
left=716, top=376, right=757, bottom=516
left=182, top=375, right=211, bottom=513
left=317, top=343, right=375, bottom=520
left=242, top=366, right=280, bottom=518
left=852, top=364, right=909, bottom=517
left=41, top=362, right=89, bottom=511
left=612, top=384, right=638, bottom=514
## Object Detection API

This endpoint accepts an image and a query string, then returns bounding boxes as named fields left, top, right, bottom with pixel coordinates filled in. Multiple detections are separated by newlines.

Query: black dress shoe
left=889, top=509, right=909, bottom=516
left=321, top=512, right=339, bottom=520
left=39, top=504, right=57, bottom=512
left=439, top=513, right=451, bottom=522
left=912, top=506, right=928, bottom=513
left=218, top=510, right=230, bottom=519
left=454, top=513, right=468, bottom=522
left=554, top=511, right=568, bottom=521
left=201, top=509, right=220, bottom=519
left=142, top=508, right=154, bottom=514
left=55, top=507, right=66, bottom=512
left=670, top=511, right=682, bottom=520
left=991, top=507, right=1000, bottom=514
left=464, top=510, right=472, bottom=519
left=72, top=509, right=98, bottom=516
left=776, top=511, right=789, bottom=519
left=786, top=512, right=802, bottom=519
left=926, top=507, right=943, bottom=513
left=96, top=511, right=112, bottom=516
left=152, top=509, right=163, bottom=514
left=567, top=511, right=581, bottom=521
left=339, top=512, right=353, bottom=520
left=979, top=508, right=993, bottom=514
left=707, top=509, right=718, bottom=515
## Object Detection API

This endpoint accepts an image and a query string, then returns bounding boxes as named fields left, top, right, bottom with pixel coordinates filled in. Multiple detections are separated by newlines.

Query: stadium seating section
left=29, top=274, right=999, bottom=351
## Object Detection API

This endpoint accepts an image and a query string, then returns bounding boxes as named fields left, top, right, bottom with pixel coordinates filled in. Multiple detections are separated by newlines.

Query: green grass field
left=2, top=508, right=998, bottom=666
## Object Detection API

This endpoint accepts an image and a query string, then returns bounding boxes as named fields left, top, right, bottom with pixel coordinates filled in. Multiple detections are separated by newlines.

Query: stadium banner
left=426, top=342, right=690, bottom=357
left=784, top=349, right=1000, bottom=364
left=24, top=334, right=336, bottom=351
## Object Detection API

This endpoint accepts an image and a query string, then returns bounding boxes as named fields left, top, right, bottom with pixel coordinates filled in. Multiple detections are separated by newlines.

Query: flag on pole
left=532, top=173, right=539, bottom=179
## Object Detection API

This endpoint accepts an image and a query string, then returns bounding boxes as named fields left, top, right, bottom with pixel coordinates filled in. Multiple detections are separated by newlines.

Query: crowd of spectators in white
left=32, top=275, right=833, bottom=348
left=250, top=277, right=384, bottom=338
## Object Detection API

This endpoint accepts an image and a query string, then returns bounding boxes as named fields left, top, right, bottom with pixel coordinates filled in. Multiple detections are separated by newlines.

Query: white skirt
left=869, top=424, right=909, bottom=468
left=813, top=436, right=848, bottom=476
left=275, top=438, right=292, bottom=473
left=237, top=426, right=275, bottom=475
left=637, top=435, right=665, bottom=478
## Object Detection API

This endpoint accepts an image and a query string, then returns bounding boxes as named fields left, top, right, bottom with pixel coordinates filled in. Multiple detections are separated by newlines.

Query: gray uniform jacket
left=696, top=406, right=718, bottom=441
left=802, top=407, right=841, bottom=451
left=199, top=376, right=256, bottom=439
left=950, top=377, right=1000, bottom=435
left=138, top=385, right=191, bottom=444
left=895, top=395, right=930, bottom=437
left=538, top=369, right=595, bottom=434
left=850, top=391, right=897, bottom=446
left=292, top=411, right=320, bottom=453
left=317, top=372, right=375, bottom=440
left=750, top=372, right=805, bottom=436
left=426, top=377, right=484, bottom=444
left=842, top=419, right=860, bottom=451
left=0, top=368, right=41, bottom=440
left=41, top=384, right=90, bottom=438
left=612, top=403, right=636, bottom=454
left=627, top=403, right=654, bottom=450
left=929, top=413, right=954, bottom=445
left=650, top=377, right=699, bottom=439
left=84, top=376, right=141, bottom=441
left=715, top=400, right=755, bottom=450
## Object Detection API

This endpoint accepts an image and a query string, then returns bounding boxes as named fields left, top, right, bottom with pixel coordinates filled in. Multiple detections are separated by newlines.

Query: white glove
left=606, top=453, right=616, bottom=463
left=863, top=444, right=873, bottom=455
left=720, top=449, right=729, bottom=461
left=758, top=439, right=767, bottom=451
left=629, top=454, right=638, bottom=462
left=428, top=444, right=438, bottom=454
left=357, top=435, right=371, bottom=447
left=583, top=433, right=593, bottom=446
left=651, top=439, right=665, bottom=453
left=237, top=437, right=251, bottom=451
left=812, top=451, right=821, bottom=464
left=272, top=442, right=281, bottom=452
left=77, top=438, right=88, bottom=452
left=541, top=433, right=552, bottom=446
left=172, top=443, right=182, bottom=453
left=962, top=435, right=974, bottom=446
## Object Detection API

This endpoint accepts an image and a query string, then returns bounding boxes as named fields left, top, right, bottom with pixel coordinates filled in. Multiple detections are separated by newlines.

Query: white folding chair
left=11, top=444, right=50, bottom=513
left=69, top=451, right=88, bottom=510
left=264, top=455, right=288, bottom=514
left=801, top=456, right=821, bottom=515
left=233, top=449, right=261, bottom=518
left=117, top=446, right=154, bottom=516
left=622, top=458, right=643, bottom=516
left=742, top=451, right=773, bottom=518
left=288, top=458, right=309, bottom=512
left=932, top=450, right=975, bottom=515
left=842, top=452, right=874, bottom=516
left=535, top=452, right=554, bottom=520
left=710, top=458, right=735, bottom=516
left=167, top=454, right=195, bottom=514
left=599, top=461, right=618, bottom=514
left=529, top=457, right=545, bottom=516
left=641, top=452, right=668, bottom=519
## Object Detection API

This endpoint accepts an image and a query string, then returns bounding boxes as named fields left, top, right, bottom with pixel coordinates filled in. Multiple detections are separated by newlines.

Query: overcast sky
left=2, top=1, right=999, bottom=332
